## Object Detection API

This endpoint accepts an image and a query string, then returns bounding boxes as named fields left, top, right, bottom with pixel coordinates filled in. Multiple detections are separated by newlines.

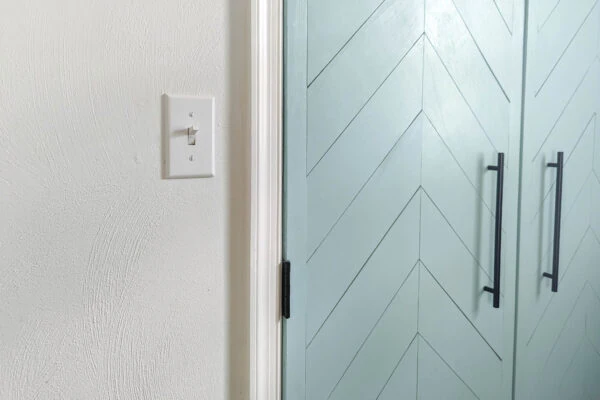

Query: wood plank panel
left=419, top=266, right=502, bottom=399
left=378, top=339, right=418, bottom=400
left=452, top=0, right=513, bottom=92
left=521, top=59, right=599, bottom=223
left=525, top=4, right=600, bottom=159
left=306, top=119, right=422, bottom=342
left=307, top=0, right=424, bottom=170
left=522, top=231, right=591, bottom=374
left=326, top=269, right=419, bottom=400
left=307, top=42, right=423, bottom=256
left=421, top=195, right=502, bottom=355
left=426, top=0, right=510, bottom=151
left=423, top=40, right=496, bottom=213
left=530, top=0, right=597, bottom=94
left=421, top=117, right=495, bottom=277
left=536, top=118, right=595, bottom=223
left=418, top=337, right=478, bottom=400
left=495, top=0, right=515, bottom=31
left=306, top=197, right=419, bottom=397
left=308, top=0, right=383, bottom=82
left=535, top=286, right=588, bottom=400
left=282, top=0, right=308, bottom=398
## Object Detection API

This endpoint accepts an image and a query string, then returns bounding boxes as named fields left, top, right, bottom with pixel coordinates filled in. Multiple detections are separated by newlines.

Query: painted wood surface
left=282, top=0, right=308, bottom=398
left=284, top=0, right=525, bottom=398
left=514, top=1, right=600, bottom=399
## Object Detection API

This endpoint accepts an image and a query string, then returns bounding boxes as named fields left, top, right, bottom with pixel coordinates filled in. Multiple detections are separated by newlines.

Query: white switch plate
left=163, top=94, right=215, bottom=178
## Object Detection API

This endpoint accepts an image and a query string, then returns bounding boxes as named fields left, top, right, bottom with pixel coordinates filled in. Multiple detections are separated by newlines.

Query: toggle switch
left=188, top=126, right=199, bottom=145
left=163, top=95, right=215, bottom=178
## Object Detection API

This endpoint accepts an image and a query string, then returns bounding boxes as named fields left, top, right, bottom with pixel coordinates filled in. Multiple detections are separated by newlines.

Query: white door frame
left=249, top=0, right=283, bottom=399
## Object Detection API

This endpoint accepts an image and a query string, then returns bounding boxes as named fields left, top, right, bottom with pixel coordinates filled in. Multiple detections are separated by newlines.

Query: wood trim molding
left=249, top=0, right=283, bottom=399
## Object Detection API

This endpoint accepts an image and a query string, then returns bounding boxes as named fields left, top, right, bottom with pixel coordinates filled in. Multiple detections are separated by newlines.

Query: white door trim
left=249, top=0, right=283, bottom=399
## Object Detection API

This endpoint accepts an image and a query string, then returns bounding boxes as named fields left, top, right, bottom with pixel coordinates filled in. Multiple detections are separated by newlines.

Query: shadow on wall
left=225, top=0, right=251, bottom=399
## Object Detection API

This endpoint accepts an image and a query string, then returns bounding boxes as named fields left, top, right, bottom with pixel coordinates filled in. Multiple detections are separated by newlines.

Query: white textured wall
left=0, top=1, right=250, bottom=399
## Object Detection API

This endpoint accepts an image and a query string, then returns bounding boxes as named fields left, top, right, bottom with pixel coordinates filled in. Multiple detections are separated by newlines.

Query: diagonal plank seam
left=307, top=0, right=388, bottom=87
left=310, top=234, right=504, bottom=396
left=375, top=334, right=419, bottom=400
left=306, top=191, right=421, bottom=346
left=310, top=0, right=511, bottom=174
left=420, top=263, right=502, bottom=360
left=586, top=282, right=600, bottom=314
left=419, top=334, right=482, bottom=400
left=448, top=0, right=511, bottom=101
left=324, top=266, right=420, bottom=399
left=492, top=0, right=513, bottom=35
left=537, top=0, right=561, bottom=33
left=585, top=336, right=600, bottom=367
left=307, top=35, right=425, bottom=176
left=531, top=59, right=599, bottom=162
left=527, top=226, right=594, bottom=345
left=422, top=189, right=495, bottom=283
left=306, top=111, right=423, bottom=262
left=534, top=171, right=595, bottom=269
left=592, top=225, right=600, bottom=245
left=529, top=117, right=596, bottom=223
left=556, top=335, right=588, bottom=392
left=424, top=35, right=501, bottom=153
left=534, top=0, right=600, bottom=97
left=540, top=282, right=591, bottom=369
left=306, top=259, right=419, bottom=350
left=424, top=112, right=497, bottom=216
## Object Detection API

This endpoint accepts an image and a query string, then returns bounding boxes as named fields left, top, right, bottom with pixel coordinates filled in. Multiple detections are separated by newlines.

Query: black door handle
left=484, top=153, right=504, bottom=309
left=543, top=152, right=564, bottom=292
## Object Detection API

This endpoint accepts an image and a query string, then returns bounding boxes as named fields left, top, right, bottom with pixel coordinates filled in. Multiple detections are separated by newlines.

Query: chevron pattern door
left=514, top=1, right=600, bottom=399
left=283, top=1, right=525, bottom=399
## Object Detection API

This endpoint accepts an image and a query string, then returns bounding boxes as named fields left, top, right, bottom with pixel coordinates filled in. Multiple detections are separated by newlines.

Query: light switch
left=163, top=94, right=215, bottom=178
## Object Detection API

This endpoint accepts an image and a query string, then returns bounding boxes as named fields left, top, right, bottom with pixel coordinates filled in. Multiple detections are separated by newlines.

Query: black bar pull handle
left=543, top=152, right=564, bottom=292
left=484, top=153, right=505, bottom=309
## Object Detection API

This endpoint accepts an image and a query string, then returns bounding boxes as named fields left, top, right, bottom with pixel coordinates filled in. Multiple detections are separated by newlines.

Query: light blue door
left=283, top=1, right=525, bottom=399
left=514, top=1, right=600, bottom=399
